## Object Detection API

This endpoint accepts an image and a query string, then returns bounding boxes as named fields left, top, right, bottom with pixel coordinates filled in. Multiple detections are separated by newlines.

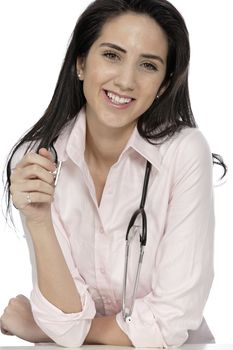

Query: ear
left=76, top=56, right=86, bottom=81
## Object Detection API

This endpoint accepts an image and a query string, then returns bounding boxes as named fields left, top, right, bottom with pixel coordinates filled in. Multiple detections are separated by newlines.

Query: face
left=77, top=12, right=168, bottom=134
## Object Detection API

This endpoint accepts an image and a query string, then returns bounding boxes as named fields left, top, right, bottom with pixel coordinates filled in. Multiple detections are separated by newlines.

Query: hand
left=10, top=148, right=56, bottom=224
left=0, top=294, right=51, bottom=343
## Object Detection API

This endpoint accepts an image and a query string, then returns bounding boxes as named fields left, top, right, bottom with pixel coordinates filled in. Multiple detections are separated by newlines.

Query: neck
left=85, top=117, right=135, bottom=169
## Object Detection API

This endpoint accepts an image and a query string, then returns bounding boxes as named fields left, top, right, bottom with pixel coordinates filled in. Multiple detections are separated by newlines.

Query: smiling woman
left=77, top=12, right=169, bottom=175
left=0, top=0, right=228, bottom=348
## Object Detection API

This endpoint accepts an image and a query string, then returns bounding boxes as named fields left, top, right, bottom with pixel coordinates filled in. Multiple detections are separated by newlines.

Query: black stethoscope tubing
left=122, top=160, right=152, bottom=322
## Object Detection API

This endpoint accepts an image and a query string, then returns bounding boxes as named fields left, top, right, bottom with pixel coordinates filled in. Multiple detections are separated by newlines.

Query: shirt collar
left=124, top=127, right=162, bottom=171
left=54, top=108, right=162, bottom=171
left=54, top=108, right=86, bottom=166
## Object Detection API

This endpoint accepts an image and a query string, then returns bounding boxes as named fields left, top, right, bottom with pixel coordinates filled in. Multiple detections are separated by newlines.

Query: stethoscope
left=52, top=151, right=152, bottom=324
left=122, top=160, right=152, bottom=323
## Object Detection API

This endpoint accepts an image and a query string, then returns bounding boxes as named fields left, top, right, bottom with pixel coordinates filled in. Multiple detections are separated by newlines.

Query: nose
left=113, top=64, right=136, bottom=92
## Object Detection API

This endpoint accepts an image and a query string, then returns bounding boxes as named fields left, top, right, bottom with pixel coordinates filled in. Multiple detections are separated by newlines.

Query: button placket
left=98, top=168, right=116, bottom=225
left=94, top=217, right=109, bottom=293
left=94, top=167, right=119, bottom=313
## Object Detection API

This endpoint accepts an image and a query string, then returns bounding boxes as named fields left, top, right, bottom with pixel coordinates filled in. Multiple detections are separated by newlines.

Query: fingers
left=7, top=295, right=30, bottom=309
left=6, top=295, right=30, bottom=310
left=10, top=176, right=55, bottom=210
left=0, top=322, right=13, bottom=336
left=2, top=296, right=30, bottom=315
left=15, top=294, right=30, bottom=303
left=10, top=149, right=57, bottom=210
left=38, top=147, right=54, bottom=162
left=0, top=295, right=30, bottom=337
left=0, top=297, right=17, bottom=336
left=15, top=149, right=56, bottom=172
left=13, top=192, right=53, bottom=209
left=12, top=164, right=55, bottom=184
left=11, top=176, right=55, bottom=195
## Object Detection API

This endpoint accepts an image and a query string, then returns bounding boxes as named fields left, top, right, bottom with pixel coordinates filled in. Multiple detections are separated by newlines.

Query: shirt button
left=100, top=267, right=105, bottom=274
left=107, top=187, right=113, bottom=195
left=99, top=226, right=104, bottom=234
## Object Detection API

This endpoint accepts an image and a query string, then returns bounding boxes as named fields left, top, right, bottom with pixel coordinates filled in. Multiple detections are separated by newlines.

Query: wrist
left=25, top=215, right=53, bottom=231
left=25, top=216, right=55, bottom=243
left=85, top=315, right=132, bottom=346
left=32, top=324, right=53, bottom=343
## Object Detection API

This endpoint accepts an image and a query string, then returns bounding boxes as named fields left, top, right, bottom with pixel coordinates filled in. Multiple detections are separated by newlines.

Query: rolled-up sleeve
left=22, top=204, right=96, bottom=347
left=116, top=130, right=215, bottom=348
left=30, top=277, right=95, bottom=347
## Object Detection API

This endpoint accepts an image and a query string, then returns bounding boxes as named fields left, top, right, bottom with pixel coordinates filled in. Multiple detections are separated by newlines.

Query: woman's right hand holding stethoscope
left=10, top=148, right=57, bottom=224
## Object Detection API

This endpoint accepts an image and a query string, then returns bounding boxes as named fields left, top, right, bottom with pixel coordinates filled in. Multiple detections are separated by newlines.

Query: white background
left=0, top=0, right=232, bottom=346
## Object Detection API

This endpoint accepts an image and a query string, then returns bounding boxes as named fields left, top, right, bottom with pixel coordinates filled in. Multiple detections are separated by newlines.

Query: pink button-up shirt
left=17, top=109, right=215, bottom=347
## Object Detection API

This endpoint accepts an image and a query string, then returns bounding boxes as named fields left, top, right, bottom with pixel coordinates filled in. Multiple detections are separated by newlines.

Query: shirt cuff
left=30, top=279, right=96, bottom=347
left=116, top=300, right=168, bottom=348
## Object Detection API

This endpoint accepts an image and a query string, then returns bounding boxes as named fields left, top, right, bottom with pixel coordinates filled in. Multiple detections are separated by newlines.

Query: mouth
left=104, top=90, right=135, bottom=106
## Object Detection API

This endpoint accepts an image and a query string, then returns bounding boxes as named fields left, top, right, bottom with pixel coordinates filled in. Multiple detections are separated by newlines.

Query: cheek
left=142, top=82, right=158, bottom=102
left=143, top=76, right=164, bottom=99
left=83, top=68, right=110, bottom=96
left=82, top=67, right=101, bottom=101
left=83, top=57, right=118, bottom=87
left=137, top=81, right=159, bottom=113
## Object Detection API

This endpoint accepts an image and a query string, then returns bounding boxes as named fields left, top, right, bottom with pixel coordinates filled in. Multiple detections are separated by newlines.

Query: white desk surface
left=0, top=345, right=232, bottom=349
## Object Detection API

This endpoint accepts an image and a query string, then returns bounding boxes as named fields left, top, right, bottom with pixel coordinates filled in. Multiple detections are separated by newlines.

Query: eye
left=141, top=62, right=158, bottom=72
left=102, top=51, right=120, bottom=62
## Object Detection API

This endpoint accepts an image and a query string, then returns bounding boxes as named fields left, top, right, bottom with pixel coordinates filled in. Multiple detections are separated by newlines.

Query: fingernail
left=50, top=163, right=56, bottom=171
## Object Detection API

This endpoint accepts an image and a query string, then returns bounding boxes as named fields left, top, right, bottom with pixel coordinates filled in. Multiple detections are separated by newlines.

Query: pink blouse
left=17, top=109, right=215, bottom=347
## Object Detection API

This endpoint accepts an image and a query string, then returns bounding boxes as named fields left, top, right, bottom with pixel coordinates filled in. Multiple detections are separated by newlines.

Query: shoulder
left=161, top=127, right=212, bottom=164
left=156, top=127, right=213, bottom=184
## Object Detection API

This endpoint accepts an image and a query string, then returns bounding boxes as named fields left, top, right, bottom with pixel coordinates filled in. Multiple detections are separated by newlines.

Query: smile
left=104, top=90, right=134, bottom=105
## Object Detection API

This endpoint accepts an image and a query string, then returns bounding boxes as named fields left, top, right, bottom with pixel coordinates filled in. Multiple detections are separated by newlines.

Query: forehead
left=93, top=12, right=168, bottom=58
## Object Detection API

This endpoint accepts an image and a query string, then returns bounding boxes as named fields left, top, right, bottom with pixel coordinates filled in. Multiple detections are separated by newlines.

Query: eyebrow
left=99, top=42, right=165, bottom=65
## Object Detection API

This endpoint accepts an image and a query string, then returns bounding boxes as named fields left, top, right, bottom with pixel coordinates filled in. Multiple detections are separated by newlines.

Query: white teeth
left=107, top=91, right=132, bottom=105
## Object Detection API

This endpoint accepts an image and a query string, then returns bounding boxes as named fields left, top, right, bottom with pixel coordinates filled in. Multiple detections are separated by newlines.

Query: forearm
left=85, top=315, right=132, bottom=346
left=26, top=218, right=82, bottom=314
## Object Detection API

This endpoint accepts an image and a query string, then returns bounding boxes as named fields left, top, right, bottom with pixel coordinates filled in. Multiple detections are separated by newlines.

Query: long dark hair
left=4, top=0, right=227, bottom=217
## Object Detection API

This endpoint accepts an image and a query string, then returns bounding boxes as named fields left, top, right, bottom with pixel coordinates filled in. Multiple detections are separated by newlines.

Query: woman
left=0, top=0, right=227, bottom=347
